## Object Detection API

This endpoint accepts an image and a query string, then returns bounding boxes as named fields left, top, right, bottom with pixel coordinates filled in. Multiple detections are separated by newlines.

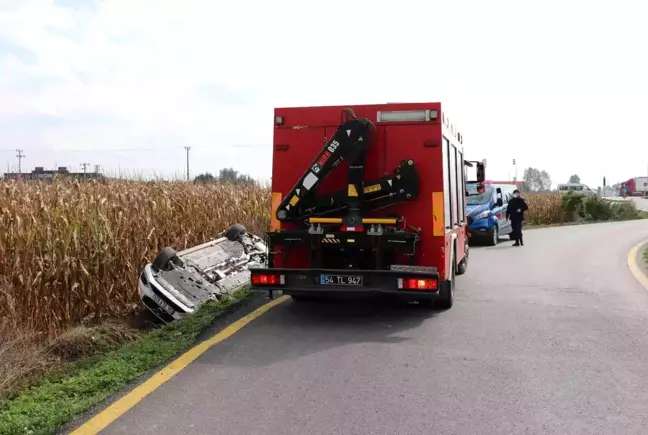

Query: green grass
left=643, top=246, right=648, bottom=266
left=0, top=287, right=251, bottom=435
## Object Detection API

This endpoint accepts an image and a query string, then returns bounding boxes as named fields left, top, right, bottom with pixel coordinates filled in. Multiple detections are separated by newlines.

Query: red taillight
left=251, top=273, right=283, bottom=285
left=398, top=278, right=437, bottom=290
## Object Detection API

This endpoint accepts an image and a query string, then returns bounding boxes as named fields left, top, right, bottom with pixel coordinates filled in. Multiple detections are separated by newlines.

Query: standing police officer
left=506, top=189, right=529, bottom=246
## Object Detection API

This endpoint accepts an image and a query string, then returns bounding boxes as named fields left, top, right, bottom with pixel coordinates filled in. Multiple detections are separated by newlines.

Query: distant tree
left=218, top=168, right=240, bottom=183
left=522, top=167, right=552, bottom=192
left=194, top=168, right=257, bottom=186
left=217, top=167, right=258, bottom=186
left=568, top=174, right=581, bottom=183
left=194, top=172, right=216, bottom=183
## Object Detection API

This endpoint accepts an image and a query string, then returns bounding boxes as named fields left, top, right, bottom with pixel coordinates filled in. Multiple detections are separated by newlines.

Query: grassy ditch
left=0, top=287, right=251, bottom=435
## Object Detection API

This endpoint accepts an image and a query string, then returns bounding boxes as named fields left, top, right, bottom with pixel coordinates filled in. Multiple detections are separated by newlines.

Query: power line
left=0, top=144, right=271, bottom=153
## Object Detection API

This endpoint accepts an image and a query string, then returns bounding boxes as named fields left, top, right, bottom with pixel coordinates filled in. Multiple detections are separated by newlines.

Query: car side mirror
left=496, top=198, right=503, bottom=207
left=476, top=161, right=485, bottom=183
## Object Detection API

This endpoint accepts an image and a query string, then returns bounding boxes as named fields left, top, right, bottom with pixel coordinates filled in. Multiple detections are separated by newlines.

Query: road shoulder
left=54, top=290, right=282, bottom=435
left=628, top=239, right=648, bottom=292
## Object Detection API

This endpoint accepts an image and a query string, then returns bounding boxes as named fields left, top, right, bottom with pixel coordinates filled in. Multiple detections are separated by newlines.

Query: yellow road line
left=71, top=295, right=290, bottom=435
left=628, top=240, right=648, bottom=292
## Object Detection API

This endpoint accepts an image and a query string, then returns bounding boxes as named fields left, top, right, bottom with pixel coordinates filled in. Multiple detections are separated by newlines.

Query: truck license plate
left=320, top=274, right=363, bottom=286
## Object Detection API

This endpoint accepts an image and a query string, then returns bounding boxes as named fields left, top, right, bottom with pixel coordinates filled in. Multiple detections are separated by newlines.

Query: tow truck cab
left=250, top=103, right=486, bottom=309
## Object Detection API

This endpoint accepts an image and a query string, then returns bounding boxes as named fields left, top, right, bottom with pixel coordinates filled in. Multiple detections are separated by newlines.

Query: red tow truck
left=249, top=103, right=486, bottom=309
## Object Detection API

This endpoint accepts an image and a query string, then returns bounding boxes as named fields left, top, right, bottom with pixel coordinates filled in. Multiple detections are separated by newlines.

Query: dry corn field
left=0, top=179, right=270, bottom=337
left=0, top=180, right=564, bottom=338
left=524, top=193, right=564, bottom=225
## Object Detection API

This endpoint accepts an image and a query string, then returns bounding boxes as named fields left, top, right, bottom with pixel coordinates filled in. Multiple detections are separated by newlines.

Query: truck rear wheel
left=456, top=244, right=468, bottom=276
left=435, top=248, right=455, bottom=309
left=420, top=248, right=455, bottom=309
left=456, top=257, right=468, bottom=275
left=436, top=268, right=455, bottom=309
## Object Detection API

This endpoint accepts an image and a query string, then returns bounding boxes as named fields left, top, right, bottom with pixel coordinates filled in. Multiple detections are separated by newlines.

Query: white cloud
left=0, top=0, right=647, bottom=185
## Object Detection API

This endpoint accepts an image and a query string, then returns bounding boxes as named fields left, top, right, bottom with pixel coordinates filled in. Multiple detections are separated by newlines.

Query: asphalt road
left=99, top=220, right=648, bottom=435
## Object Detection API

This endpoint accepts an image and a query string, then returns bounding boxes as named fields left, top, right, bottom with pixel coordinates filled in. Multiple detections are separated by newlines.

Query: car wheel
left=225, top=223, right=247, bottom=241
left=152, top=247, right=182, bottom=271
left=487, top=226, right=499, bottom=246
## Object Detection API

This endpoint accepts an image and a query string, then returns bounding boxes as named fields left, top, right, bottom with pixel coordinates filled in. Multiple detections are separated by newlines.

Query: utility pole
left=94, top=164, right=100, bottom=174
left=16, top=149, right=24, bottom=173
left=185, top=146, right=191, bottom=181
left=512, top=158, right=517, bottom=182
left=81, top=162, right=90, bottom=178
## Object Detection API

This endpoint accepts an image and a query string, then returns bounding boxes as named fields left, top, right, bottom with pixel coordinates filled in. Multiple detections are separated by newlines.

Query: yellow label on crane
left=364, top=184, right=381, bottom=193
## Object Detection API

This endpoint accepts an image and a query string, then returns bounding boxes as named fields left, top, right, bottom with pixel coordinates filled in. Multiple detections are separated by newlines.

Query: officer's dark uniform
left=506, top=194, right=529, bottom=246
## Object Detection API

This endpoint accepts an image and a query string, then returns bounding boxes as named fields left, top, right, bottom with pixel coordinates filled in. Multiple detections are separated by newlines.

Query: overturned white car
left=138, top=224, right=267, bottom=322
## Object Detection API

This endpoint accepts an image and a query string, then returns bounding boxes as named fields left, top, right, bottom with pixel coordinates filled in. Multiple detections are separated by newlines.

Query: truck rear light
left=251, top=273, right=285, bottom=286
left=377, top=109, right=438, bottom=123
left=398, top=278, right=438, bottom=290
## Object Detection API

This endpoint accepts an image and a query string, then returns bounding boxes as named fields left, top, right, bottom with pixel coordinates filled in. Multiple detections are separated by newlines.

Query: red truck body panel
left=621, top=177, right=648, bottom=196
left=270, top=103, right=468, bottom=281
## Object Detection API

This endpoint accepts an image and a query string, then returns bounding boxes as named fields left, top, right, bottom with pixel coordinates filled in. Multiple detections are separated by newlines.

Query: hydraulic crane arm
left=276, top=111, right=420, bottom=223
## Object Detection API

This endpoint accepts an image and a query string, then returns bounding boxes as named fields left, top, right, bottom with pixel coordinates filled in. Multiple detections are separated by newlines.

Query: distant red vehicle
left=620, top=177, right=648, bottom=197
left=249, top=102, right=486, bottom=309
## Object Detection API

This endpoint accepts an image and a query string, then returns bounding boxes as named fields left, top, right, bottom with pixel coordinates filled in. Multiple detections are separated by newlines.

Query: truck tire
left=152, top=247, right=182, bottom=271
left=487, top=226, right=499, bottom=246
left=456, top=257, right=468, bottom=275
left=456, top=243, right=468, bottom=275
left=420, top=247, right=455, bottom=309
left=225, top=224, right=246, bottom=241
left=436, top=249, right=455, bottom=309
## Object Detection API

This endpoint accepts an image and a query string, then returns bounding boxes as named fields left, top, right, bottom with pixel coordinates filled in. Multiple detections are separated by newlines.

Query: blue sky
left=1, top=0, right=647, bottom=185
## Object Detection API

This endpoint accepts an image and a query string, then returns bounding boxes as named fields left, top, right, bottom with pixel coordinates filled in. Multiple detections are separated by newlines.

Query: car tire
left=152, top=247, right=182, bottom=271
left=225, top=223, right=247, bottom=241
left=487, top=226, right=499, bottom=246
